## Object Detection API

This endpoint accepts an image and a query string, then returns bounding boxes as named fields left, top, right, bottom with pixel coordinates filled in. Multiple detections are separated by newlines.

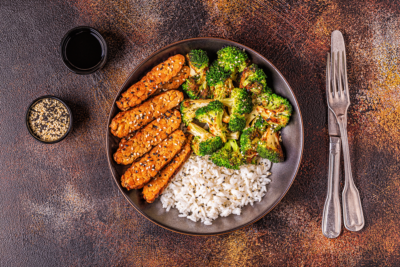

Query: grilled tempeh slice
left=110, top=90, right=184, bottom=138
left=117, top=54, right=185, bottom=111
left=142, top=135, right=193, bottom=203
left=114, top=110, right=182, bottom=165
left=120, top=130, right=187, bottom=190
left=162, top=66, right=190, bottom=90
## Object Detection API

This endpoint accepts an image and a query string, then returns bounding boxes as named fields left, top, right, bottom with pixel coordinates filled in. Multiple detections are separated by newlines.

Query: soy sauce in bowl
left=60, top=26, right=107, bottom=74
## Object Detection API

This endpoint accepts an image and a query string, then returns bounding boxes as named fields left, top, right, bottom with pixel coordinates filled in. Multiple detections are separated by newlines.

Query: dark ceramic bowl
left=60, top=26, right=107, bottom=75
left=106, top=38, right=304, bottom=235
left=26, top=95, right=73, bottom=144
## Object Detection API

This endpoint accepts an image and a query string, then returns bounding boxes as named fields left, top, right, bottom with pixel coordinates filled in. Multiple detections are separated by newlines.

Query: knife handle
left=322, top=136, right=342, bottom=238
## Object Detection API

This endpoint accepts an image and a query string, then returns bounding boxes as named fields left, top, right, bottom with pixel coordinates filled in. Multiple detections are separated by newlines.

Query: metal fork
left=327, top=50, right=365, bottom=232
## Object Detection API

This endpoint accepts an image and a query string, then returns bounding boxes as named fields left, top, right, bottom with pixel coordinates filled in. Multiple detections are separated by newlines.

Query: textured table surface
left=1, top=0, right=399, bottom=266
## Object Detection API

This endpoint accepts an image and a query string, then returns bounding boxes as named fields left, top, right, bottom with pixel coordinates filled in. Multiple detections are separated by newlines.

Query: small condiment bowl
left=26, top=95, right=73, bottom=144
left=60, top=26, right=108, bottom=75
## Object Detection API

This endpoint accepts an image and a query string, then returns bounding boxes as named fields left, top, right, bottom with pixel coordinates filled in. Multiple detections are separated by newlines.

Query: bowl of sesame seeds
left=26, top=96, right=72, bottom=144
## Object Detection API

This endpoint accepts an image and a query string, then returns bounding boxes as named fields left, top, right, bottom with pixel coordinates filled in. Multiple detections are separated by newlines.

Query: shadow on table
left=99, top=30, right=127, bottom=67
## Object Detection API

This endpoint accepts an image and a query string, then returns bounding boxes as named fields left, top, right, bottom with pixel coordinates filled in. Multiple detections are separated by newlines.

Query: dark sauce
left=65, top=31, right=104, bottom=69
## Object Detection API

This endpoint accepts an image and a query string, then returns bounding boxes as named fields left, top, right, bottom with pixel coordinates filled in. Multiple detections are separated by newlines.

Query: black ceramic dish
left=26, top=95, right=73, bottom=144
left=60, top=26, right=107, bottom=74
left=106, top=38, right=304, bottom=235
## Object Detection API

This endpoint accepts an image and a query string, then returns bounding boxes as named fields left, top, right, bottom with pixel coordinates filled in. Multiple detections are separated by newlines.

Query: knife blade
left=328, top=110, right=340, bottom=136
left=329, top=30, right=344, bottom=137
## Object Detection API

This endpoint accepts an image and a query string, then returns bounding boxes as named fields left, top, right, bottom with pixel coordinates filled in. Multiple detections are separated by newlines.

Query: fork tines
left=327, top=51, right=349, bottom=100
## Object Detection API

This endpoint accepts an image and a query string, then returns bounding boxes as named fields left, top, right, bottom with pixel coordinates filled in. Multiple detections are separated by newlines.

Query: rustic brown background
left=1, top=0, right=399, bottom=266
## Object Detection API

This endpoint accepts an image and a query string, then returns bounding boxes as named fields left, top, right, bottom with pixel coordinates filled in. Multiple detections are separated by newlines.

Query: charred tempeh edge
left=142, top=134, right=193, bottom=203
left=117, top=54, right=185, bottom=111
left=162, top=66, right=190, bottom=90
left=110, top=90, right=184, bottom=138
left=113, top=110, right=182, bottom=165
left=120, top=130, right=187, bottom=190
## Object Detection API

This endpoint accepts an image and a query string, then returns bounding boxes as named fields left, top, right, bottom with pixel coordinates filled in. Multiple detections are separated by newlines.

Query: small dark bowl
left=106, top=38, right=304, bottom=235
left=60, top=26, right=107, bottom=75
left=26, top=95, right=73, bottom=144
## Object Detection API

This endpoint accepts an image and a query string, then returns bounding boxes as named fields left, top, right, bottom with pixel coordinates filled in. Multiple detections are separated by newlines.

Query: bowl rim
left=26, top=95, right=73, bottom=144
left=105, top=37, right=304, bottom=236
left=59, top=26, right=108, bottom=75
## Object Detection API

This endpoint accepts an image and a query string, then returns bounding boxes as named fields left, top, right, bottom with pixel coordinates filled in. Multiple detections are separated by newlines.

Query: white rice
left=160, top=155, right=272, bottom=225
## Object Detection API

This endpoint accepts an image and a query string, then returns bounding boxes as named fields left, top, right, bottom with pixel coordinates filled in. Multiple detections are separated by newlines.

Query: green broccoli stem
left=228, top=139, right=239, bottom=152
left=226, top=131, right=240, bottom=140
left=219, top=98, right=234, bottom=108
left=245, top=109, right=259, bottom=128
left=187, top=122, right=213, bottom=140
left=213, top=110, right=226, bottom=142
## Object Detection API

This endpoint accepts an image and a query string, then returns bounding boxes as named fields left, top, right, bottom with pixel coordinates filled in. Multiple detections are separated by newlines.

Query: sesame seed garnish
left=27, top=98, right=70, bottom=142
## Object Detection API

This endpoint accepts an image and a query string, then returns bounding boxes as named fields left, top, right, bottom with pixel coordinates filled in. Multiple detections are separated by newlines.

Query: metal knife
left=322, top=33, right=343, bottom=238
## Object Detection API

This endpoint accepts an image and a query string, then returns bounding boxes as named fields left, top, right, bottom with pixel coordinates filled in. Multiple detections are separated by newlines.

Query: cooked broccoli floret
left=239, top=64, right=271, bottom=95
left=228, top=113, right=246, bottom=132
left=257, top=127, right=284, bottom=163
left=210, top=139, right=244, bottom=170
left=244, top=92, right=292, bottom=131
left=187, top=123, right=223, bottom=156
left=240, top=127, right=261, bottom=164
left=180, top=99, right=213, bottom=125
left=195, top=101, right=226, bottom=143
left=185, top=49, right=211, bottom=99
left=182, top=78, right=200, bottom=100
left=219, top=88, right=253, bottom=114
left=217, top=46, right=249, bottom=81
left=182, top=76, right=210, bottom=100
left=186, top=49, right=209, bottom=76
left=255, top=93, right=293, bottom=131
left=219, top=88, right=253, bottom=132
left=206, top=62, right=234, bottom=99
left=253, top=116, right=268, bottom=134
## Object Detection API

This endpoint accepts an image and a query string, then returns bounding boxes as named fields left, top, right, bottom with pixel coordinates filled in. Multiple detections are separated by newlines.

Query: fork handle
left=322, top=136, right=342, bottom=238
left=337, top=114, right=365, bottom=231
